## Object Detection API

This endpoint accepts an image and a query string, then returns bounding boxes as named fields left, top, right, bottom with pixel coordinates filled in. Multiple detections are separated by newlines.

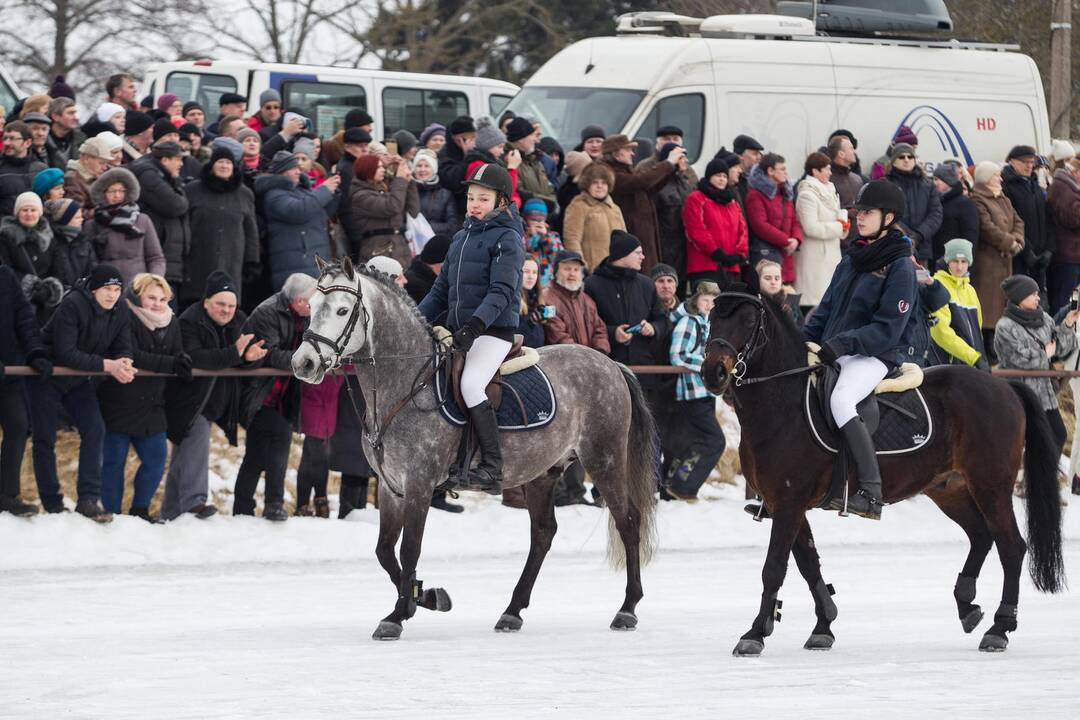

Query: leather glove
left=816, top=341, right=841, bottom=367
left=452, top=318, right=484, bottom=353
left=173, top=353, right=193, bottom=381
left=30, top=357, right=53, bottom=379
left=974, top=355, right=990, bottom=372
left=711, top=250, right=745, bottom=266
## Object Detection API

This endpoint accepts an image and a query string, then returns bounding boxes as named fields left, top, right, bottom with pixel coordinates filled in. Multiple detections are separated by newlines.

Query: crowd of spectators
left=2, top=73, right=1080, bottom=522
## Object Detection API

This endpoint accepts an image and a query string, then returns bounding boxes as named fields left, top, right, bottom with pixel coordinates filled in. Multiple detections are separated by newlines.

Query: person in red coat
left=746, top=153, right=802, bottom=285
left=682, top=156, right=748, bottom=291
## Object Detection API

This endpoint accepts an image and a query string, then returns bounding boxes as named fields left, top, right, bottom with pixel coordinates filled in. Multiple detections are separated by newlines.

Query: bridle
left=299, top=270, right=451, bottom=498
left=705, top=292, right=820, bottom=388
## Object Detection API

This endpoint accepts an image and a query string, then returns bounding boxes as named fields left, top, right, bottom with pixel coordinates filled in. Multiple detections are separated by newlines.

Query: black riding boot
left=466, top=400, right=503, bottom=495
left=838, top=417, right=883, bottom=520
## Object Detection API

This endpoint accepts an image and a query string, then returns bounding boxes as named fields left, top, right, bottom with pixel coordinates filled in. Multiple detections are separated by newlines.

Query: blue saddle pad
left=435, top=361, right=557, bottom=431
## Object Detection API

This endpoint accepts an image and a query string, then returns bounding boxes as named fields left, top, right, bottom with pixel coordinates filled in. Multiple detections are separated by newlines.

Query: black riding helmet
left=853, top=179, right=906, bottom=225
left=466, top=162, right=513, bottom=200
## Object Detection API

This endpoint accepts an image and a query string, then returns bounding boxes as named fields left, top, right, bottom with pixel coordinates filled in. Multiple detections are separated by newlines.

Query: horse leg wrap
left=953, top=575, right=977, bottom=604
left=993, top=603, right=1018, bottom=633
left=399, top=572, right=419, bottom=618
left=813, top=580, right=838, bottom=622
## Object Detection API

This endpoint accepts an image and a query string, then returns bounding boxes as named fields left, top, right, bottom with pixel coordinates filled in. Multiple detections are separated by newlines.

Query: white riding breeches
left=830, top=354, right=889, bottom=427
left=461, top=335, right=513, bottom=408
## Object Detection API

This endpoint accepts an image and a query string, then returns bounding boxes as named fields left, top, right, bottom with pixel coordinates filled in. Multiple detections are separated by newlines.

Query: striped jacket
left=670, top=306, right=715, bottom=401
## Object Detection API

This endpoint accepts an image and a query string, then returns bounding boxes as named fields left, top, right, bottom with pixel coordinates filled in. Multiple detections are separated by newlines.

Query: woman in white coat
left=795, top=152, right=848, bottom=308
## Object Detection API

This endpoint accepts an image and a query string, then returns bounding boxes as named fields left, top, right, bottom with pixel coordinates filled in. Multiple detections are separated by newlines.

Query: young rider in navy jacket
left=803, top=180, right=918, bottom=520
left=418, top=163, right=525, bottom=493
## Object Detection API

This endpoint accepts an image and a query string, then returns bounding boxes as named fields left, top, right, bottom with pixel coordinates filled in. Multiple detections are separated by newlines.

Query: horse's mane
left=760, top=291, right=807, bottom=365
left=320, top=260, right=442, bottom=345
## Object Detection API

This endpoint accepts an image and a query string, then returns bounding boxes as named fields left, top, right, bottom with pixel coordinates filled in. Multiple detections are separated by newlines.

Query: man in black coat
left=0, top=265, right=52, bottom=516
left=0, top=121, right=48, bottom=217
left=234, top=273, right=316, bottom=521
left=438, top=116, right=476, bottom=220
left=930, top=163, right=979, bottom=264
left=405, top=233, right=452, bottom=304
left=336, top=127, right=372, bottom=258
left=27, top=265, right=133, bottom=521
left=584, top=230, right=671, bottom=391
left=1002, top=145, right=1052, bottom=293
left=161, top=271, right=267, bottom=521
left=128, top=141, right=191, bottom=299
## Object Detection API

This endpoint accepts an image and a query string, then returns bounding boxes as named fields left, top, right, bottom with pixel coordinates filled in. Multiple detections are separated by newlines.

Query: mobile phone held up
left=626, top=322, right=643, bottom=335
left=539, top=304, right=556, bottom=320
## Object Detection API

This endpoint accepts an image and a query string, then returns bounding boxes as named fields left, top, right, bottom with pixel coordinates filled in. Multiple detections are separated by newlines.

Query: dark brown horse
left=701, top=291, right=1065, bottom=656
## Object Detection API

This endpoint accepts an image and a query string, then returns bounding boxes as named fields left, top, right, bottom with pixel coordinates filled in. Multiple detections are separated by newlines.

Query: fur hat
left=600, top=134, right=636, bottom=156
left=577, top=162, right=615, bottom=192
left=973, top=161, right=1001, bottom=186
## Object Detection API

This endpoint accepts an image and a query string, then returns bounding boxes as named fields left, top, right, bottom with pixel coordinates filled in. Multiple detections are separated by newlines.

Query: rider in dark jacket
left=804, top=180, right=918, bottom=520
left=418, top=163, right=524, bottom=493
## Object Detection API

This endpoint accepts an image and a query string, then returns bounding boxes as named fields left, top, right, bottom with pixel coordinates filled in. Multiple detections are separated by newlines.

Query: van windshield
left=504, top=87, right=644, bottom=151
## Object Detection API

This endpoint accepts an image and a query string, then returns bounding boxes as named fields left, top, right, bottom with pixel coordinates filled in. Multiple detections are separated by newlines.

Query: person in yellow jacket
left=930, top=238, right=990, bottom=369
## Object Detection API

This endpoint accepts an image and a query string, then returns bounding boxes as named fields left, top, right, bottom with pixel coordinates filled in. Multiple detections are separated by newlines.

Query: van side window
left=282, top=81, right=367, bottom=137
left=383, top=88, right=468, bottom=137
left=635, top=94, right=705, bottom=163
left=0, top=76, right=18, bottom=113
left=165, top=72, right=238, bottom=114
left=489, top=94, right=514, bottom=118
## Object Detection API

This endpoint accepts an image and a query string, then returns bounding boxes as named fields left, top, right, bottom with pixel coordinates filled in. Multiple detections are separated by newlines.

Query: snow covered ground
left=2, top=485, right=1080, bottom=718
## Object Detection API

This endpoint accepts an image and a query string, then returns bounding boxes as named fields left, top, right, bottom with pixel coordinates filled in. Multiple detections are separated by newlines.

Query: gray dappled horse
left=291, top=257, right=658, bottom=640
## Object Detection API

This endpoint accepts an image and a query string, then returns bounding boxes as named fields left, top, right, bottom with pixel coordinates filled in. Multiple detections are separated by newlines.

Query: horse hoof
left=960, top=607, right=984, bottom=634
left=978, top=632, right=1008, bottom=652
left=803, top=633, right=835, bottom=651
left=494, top=613, right=523, bottom=632
left=372, top=621, right=403, bottom=641
left=732, top=639, right=764, bottom=657
left=420, top=587, right=453, bottom=613
left=610, top=611, right=638, bottom=631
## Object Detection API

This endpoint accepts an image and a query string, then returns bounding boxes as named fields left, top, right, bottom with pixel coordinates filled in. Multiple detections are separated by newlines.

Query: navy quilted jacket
left=418, top=204, right=524, bottom=332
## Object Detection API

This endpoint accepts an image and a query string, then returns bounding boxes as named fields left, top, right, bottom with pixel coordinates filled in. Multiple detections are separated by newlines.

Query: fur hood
left=748, top=163, right=793, bottom=200
left=90, top=166, right=140, bottom=206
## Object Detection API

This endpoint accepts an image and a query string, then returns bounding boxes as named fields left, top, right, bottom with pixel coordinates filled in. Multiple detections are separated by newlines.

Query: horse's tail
left=1008, top=380, right=1066, bottom=593
left=607, top=365, right=659, bottom=569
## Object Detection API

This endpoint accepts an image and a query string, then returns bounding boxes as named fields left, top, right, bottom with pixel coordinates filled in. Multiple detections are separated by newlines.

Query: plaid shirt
left=670, top=310, right=715, bottom=401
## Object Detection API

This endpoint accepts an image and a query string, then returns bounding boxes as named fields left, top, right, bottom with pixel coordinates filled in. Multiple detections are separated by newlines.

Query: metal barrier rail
left=2, top=366, right=1077, bottom=378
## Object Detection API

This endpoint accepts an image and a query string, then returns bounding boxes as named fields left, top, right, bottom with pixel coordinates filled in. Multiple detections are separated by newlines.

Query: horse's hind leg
left=967, top=477, right=1028, bottom=652
left=495, top=472, right=560, bottom=632
left=734, top=508, right=803, bottom=657
left=791, top=517, right=838, bottom=650
left=593, top=469, right=644, bottom=631
left=926, top=482, right=995, bottom=634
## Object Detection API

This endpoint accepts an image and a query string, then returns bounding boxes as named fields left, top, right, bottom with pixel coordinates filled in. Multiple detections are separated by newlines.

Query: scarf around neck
left=697, top=177, right=735, bottom=204
left=1003, top=302, right=1046, bottom=330
left=848, top=229, right=912, bottom=273
left=126, top=297, right=174, bottom=331
left=95, top=202, right=145, bottom=238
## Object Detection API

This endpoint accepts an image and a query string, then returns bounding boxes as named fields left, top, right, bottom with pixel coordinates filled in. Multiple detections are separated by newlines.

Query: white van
left=140, top=61, right=519, bottom=139
left=0, top=64, right=22, bottom=116
left=504, top=13, right=1051, bottom=173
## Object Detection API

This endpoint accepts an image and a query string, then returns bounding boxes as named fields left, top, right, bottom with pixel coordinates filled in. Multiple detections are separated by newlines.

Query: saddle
left=432, top=328, right=540, bottom=425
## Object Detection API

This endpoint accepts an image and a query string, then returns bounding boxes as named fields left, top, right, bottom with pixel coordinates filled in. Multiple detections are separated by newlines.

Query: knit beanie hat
left=235, top=126, right=260, bottom=144
left=182, top=101, right=203, bottom=117
left=353, top=154, right=381, bottom=183
left=933, top=163, right=961, bottom=187
left=49, top=74, right=76, bottom=101
left=393, top=129, right=418, bottom=157
left=268, top=151, right=300, bottom=175
left=156, top=93, right=180, bottom=113
left=345, top=109, right=373, bottom=129
left=204, top=270, right=237, bottom=299
left=259, top=88, right=281, bottom=107
left=505, top=117, right=534, bottom=143
left=152, top=117, right=178, bottom=141
left=212, top=137, right=244, bottom=164
left=367, top=255, right=403, bottom=278
left=96, top=102, right=125, bottom=124
left=1051, top=139, right=1076, bottom=163
left=704, top=157, right=730, bottom=179
left=419, top=123, right=446, bottom=146
left=890, top=142, right=915, bottom=159
left=32, top=167, right=65, bottom=197
left=13, top=191, right=42, bottom=216
left=973, top=161, right=1001, bottom=186
left=1001, top=274, right=1040, bottom=305
left=420, top=233, right=453, bottom=264
left=177, top=122, right=201, bottom=140
left=448, top=115, right=476, bottom=136
left=46, top=198, right=82, bottom=227
left=580, top=125, right=606, bottom=143
left=125, top=111, right=153, bottom=136
left=608, top=230, right=641, bottom=262
left=412, top=148, right=439, bottom=176
left=522, top=198, right=548, bottom=219
left=475, top=117, right=506, bottom=152
left=292, top=136, right=317, bottom=160
left=563, top=151, right=591, bottom=180
left=209, top=143, right=238, bottom=167
left=343, top=127, right=372, bottom=145
left=943, top=238, right=974, bottom=266
left=88, top=264, right=124, bottom=291
left=650, top=263, right=678, bottom=282
left=892, top=125, right=918, bottom=146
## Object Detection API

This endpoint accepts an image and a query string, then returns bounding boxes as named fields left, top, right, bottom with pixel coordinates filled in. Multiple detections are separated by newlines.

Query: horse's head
left=702, top=291, right=768, bottom=395
left=292, top=256, right=370, bottom=384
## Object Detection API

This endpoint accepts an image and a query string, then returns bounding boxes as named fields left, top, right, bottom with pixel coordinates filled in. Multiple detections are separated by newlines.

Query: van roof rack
left=614, top=11, right=1019, bottom=51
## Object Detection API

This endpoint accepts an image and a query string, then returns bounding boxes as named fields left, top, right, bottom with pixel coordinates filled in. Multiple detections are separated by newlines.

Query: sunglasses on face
left=895, top=154, right=915, bottom=160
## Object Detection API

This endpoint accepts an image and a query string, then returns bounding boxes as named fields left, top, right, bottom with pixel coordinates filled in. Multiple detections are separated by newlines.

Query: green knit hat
left=943, top=238, right=974, bottom=266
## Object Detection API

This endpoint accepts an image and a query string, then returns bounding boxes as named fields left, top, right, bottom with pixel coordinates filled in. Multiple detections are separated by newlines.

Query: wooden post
left=1050, top=0, right=1072, bottom=138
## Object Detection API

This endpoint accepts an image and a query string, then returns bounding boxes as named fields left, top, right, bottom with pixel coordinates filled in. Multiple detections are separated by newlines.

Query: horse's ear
left=341, top=255, right=355, bottom=281
left=315, top=255, right=329, bottom=273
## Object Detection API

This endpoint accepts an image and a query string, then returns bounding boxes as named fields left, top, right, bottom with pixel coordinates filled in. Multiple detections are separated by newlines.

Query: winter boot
left=75, top=498, right=114, bottom=524
left=834, top=418, right=883, bottom=520
left=465, top=400, right=502, bottom=495
left=263, top=503, right=288, bottom=522
left=430, top=489, right=464, bottom=513
left=0, top=495, right=38, bottom=517
left=129, top=506, right=163, bottom=524
left=294, top=503, right=314, bottom=517
left=190, top=503, right=218, bottom=519
left=338, top=478, right=367, bottom=518
left=314, top=497, right=330, bottom=518
left=42, top=496, right=67, bottom=514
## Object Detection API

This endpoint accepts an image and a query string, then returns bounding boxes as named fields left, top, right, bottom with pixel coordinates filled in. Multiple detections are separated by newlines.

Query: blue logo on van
left=895, top=106, right=973, bottom=166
